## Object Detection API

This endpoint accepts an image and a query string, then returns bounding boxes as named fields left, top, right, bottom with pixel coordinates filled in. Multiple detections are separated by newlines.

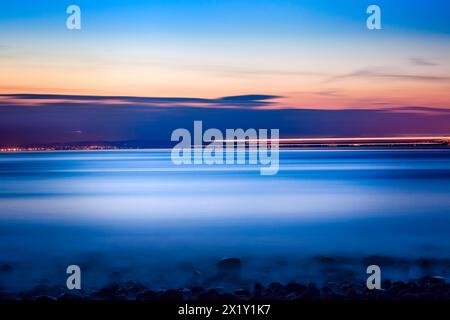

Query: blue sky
left=1, top=0, right=449, bottom=35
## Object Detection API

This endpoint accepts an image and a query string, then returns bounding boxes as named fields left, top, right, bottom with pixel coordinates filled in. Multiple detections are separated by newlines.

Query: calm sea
left=1, top=149, right=450, bottom=290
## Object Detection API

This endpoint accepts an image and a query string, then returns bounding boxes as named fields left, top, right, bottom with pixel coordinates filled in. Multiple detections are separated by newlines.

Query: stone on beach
left=217, top=257, right=242, bottom=279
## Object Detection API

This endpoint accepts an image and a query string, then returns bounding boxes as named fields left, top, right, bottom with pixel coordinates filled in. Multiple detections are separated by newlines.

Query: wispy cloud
left=327, top=68, right=450, bottom=83
left=409, top=57, right=438, bottom=66
left=0, top=93, right=282, bottom=109
left=295, top=89, right=344, bottom=98
left=385, top=106, right=450, bottom=114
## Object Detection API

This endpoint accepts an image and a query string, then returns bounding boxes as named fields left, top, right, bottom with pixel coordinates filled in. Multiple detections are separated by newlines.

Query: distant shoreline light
left=213, top=136, right=450, bottom=143
left=0, top=136, right=449, bottom=152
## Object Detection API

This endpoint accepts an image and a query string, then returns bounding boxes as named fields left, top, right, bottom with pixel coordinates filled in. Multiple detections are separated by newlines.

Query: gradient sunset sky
left=1, top=0, right=449, bottom=108
left=0, top=1, right=449, bottom=146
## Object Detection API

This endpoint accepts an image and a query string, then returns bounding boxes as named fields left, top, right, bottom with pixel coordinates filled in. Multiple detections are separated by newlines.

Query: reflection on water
left=1, top=149, right=450, bottom=290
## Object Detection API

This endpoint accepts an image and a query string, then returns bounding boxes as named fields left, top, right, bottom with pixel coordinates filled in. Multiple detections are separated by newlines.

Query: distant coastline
left=1, top=136, right=449, bottom=152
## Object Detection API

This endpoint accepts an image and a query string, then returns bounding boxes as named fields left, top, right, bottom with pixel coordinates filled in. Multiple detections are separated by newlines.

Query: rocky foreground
left=1, top=257, right=450, bottom=300
left=2, top=276, right=450, bottom=301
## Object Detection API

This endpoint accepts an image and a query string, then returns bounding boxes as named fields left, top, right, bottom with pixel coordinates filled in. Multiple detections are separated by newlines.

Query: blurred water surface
left=1, top=149, right=450, bottom=290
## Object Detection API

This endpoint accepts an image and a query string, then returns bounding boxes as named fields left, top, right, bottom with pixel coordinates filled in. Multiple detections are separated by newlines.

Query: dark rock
left=58, top=293, right=84, bottom=301
left=364, top=288, right=387, bottom=300
left=286, top=292, right=300, bottom=300
left=389, top=281, right=407, bottom=296
left=91, top=283, right=128, bottom=300
left=422, top=276, right=446, bottom=286
left=35, top=295, right=56, bottom=301
left=180, top=288, right=191, bottom=299
left=219, top=293, right=237, bottom=300
left=253, top=282, right=264, bottom=298
left=417, top=258, right=434, bottom=270
left=198, top=289, right=220, bottom=301
left=190, top=286, right=205, bottom=297
left=0, top=264, right=13, bottom=273
left=268, top=282, right=285, bottom=294
left=158, top=289, right=184, bottom=301
left=254, top=282, right=264, bottom=291
left=0, top=292, right=16, bottom=300
left=217, top=258, right=242, bottom=279
left=285, top=283, right=306, bottom=294
left=262, top=282, right=286, bottom=300
left=338, top=281, right=353, bottom=292
left=299, top=284, right=320, bottom=300
left=234, top=288, right=251, bottom=299
left=32, top=284, right=54, bottom=296
left=317, top=256, right=338, bottom=265
left=345, top=289, right=358, bottom=299
left=217, top=257, right=241, bottom=269
left=382, top=279, right=392, bottom=290
left=19, top=292, right=33, bottom=300
left=122, top=281, right=148, bottom=295
left=136, top=290, right=158, bottom=300
left=321, top=286, right=336, bottom=299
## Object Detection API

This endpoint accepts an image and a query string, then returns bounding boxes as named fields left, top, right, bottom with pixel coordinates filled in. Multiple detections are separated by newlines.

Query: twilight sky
left=0, top=0, right=449, bottom=146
